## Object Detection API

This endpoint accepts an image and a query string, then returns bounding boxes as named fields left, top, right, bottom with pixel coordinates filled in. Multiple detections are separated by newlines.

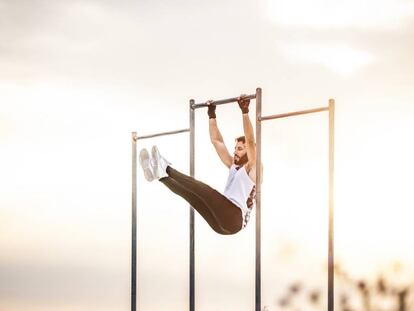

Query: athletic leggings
left=160, top=166, right=243, bottom=235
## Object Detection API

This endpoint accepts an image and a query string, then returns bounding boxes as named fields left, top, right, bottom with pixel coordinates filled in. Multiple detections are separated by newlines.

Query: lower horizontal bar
left=259, top=106, right=329, bottom=121
left=135, top=128, right=190, bottom=141
left=192, top=94, right=256, bottom=109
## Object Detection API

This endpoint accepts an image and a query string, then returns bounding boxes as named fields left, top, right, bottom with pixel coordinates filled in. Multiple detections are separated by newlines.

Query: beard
left=234, top=154, right=248, bottom=166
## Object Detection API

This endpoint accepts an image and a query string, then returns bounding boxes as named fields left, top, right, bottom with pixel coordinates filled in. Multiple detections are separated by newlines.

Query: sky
left=1, top=0, right=414, bottom=310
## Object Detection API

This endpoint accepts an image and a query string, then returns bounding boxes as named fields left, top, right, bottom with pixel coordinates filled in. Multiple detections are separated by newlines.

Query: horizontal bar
left=135, top=128, right=190, bottom=141
left=192, top=94, right=256, bottom=109
left=259, top=106, right=329, bottom=121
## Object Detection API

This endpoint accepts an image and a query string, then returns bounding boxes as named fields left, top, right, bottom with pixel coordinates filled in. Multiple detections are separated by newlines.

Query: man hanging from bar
left=139, top=95, right=259, bottom=235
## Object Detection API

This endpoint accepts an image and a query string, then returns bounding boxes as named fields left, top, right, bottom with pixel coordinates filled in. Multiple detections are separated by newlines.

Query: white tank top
left=223, top=164, right=256, bottom=229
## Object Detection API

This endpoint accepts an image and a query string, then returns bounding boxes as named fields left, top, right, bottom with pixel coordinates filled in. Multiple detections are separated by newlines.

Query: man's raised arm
left=207, top=102, right=233, bottom=168
left=238, top=95, right=256, bottom=172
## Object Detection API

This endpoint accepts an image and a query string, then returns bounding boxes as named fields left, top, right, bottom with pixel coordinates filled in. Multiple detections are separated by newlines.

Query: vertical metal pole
left=131, top=132, right=137, bottom=311
left=328, top=99, right=335, bottom=311
left=189, top=100, right=195, bottom=311
left=255, top=88, right=262, bottom=311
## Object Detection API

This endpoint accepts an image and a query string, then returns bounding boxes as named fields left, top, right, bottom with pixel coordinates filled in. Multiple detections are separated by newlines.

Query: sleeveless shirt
left=223, top=164, right=256, bottom=229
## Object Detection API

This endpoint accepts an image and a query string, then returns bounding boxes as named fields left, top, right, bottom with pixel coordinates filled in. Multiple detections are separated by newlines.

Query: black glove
left=207, top=102, right=216, bottom=119
left=238, top=95, right=250, bottom=114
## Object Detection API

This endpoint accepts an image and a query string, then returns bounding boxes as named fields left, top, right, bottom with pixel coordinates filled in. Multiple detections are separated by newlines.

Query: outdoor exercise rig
left=131, top=88, right=335, bottom=311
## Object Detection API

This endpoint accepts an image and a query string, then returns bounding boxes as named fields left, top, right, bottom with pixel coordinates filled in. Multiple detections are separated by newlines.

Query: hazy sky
left=1, top=0, right=414, bottom=310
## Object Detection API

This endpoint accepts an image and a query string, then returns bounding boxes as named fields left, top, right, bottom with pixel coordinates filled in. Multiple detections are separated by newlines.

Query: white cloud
left=262, top=0, right=414, bottom=29
left=277, top=42, right=375, bottom=76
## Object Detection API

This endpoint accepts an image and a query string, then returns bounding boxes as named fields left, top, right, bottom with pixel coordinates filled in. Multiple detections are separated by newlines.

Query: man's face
left=233, top=141, right=248, bottom=165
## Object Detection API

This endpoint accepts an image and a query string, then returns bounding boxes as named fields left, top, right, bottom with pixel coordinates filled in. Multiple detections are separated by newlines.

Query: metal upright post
left=328, top=99, right=335, bottom=311
left=189, top=99, right=195, bottom=311
left=131, top=132, right=137, bottom=311
left=255, top=88, right=262, bottom=311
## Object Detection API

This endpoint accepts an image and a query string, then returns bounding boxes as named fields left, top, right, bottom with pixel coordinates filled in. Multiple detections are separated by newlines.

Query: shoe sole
left=139, top=149, right=154, bottom=182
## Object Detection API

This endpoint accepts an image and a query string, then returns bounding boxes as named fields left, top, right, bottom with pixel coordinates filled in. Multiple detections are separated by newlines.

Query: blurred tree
left=275, top=262, right=413, bottom=311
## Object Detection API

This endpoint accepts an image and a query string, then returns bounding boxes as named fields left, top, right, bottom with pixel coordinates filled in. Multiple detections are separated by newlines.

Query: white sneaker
left=139, top=148, right=155, bottom=182
left=151, top=145, right=171, bottom=180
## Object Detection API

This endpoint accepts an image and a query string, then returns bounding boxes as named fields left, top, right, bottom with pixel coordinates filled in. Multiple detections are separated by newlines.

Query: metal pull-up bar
left=259, top=106, right=329, bottom=121
left=191, top=94, right=256, bottom=109
left=257, top=97, right=335, bottom=311
left=189, top=92, right=260, bottom=311
left=131, top=129, right=190, bottom=311
left=134, top=128, right=190, bottom=141
left=131, top=92, right=258, bottom=311
left=131, top=90, right=334, bottom=311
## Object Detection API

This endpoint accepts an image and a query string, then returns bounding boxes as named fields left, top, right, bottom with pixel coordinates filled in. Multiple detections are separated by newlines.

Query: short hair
left=235, top=136, right=246, bottom=143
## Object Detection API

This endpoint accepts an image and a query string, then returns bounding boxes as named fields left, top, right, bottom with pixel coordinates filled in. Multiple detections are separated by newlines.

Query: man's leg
left=159, top=177, right=230, bottom=234
left=164, top=166, right=242, bottom=234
